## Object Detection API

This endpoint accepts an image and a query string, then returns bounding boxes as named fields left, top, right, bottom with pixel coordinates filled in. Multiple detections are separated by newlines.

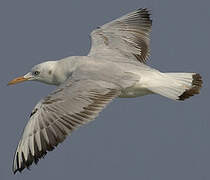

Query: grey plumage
left=89, top=8, right=152, bottom=63
left=13, top=79, right=121, bottom=173
left=10, top=8, right=202, bottom=174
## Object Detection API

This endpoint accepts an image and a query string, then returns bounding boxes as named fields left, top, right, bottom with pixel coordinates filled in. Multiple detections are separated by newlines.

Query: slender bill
left=8, top=76, right=30, bottom=85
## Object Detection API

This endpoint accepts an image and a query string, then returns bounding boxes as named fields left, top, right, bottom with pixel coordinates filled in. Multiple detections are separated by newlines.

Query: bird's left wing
left=13, top=79, right=120, bottom=173
left=88, top=8, right=152, bottom=63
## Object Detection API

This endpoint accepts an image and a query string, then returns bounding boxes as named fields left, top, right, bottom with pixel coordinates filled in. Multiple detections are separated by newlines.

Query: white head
left=8, top=61, right=63, bottom=86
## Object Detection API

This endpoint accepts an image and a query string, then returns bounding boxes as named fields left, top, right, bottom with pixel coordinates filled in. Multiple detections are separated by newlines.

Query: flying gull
left=8, top=9, right=202, bottom=174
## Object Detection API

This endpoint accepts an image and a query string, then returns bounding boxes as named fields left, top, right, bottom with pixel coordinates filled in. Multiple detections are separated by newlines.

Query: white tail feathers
left=147, top=72, right=202, bottom=100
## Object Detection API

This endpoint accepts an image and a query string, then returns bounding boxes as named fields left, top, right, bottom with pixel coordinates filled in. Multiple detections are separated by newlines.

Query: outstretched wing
left=13, top=79, right=120, bottom=173
left=88, top=8, right=152, bottom=63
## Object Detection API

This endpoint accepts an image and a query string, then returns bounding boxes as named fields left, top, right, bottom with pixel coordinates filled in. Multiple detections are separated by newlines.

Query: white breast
left=119, top=85, right=152, bottom=98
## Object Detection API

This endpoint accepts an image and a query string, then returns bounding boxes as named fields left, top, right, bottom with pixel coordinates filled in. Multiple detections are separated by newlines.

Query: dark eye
left=33, top=71, right=40, bottom=75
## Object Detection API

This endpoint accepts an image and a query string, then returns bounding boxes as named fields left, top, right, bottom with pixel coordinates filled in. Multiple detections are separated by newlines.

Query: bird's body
left=8, top=9, right=202, bottom=174
left=31, top=56, right=160, bottom=98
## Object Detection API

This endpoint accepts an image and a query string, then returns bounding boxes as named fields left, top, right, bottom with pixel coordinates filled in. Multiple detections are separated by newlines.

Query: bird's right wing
left=88, top=8, right=152, bottom=63
left=13, top=79, right=120, bottom=173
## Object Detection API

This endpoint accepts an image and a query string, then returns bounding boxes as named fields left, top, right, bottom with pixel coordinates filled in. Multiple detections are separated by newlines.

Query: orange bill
left=8, top=76, right=30, bottom=85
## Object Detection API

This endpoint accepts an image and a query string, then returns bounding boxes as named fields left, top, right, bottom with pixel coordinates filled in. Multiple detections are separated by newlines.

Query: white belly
left=119, top=85, right=152, bottom=98
left=118, top=67, right=159, bottom=98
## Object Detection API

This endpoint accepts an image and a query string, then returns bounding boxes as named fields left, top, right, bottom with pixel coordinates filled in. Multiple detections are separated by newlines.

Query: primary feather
left=89, top=8, right=152, bottom=63
left=11, top=8, right=202, bottom=174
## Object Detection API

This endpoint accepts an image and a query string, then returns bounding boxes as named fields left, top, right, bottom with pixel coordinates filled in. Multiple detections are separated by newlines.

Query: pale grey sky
left=0, top=0, right=209, bottom=179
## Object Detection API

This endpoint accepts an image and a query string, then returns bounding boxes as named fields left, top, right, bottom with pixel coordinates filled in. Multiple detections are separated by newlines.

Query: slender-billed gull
left=8, top=9, right=202, bottom=173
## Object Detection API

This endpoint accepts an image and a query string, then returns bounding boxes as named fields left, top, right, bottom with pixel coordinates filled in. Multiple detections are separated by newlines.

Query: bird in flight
left=8, top=9, right=202, bottom=174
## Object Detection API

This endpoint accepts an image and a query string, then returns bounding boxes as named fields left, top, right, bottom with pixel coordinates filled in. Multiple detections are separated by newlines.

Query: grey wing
left=88, top=8, right=152, bottom=63
left=13, top=79, right=120, bottom=173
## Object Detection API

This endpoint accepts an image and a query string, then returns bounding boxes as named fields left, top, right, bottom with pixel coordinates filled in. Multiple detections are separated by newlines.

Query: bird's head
left=8, top=61, right=59, bottom=86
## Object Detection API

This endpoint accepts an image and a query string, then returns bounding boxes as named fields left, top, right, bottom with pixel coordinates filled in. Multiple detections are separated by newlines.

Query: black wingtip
left=13, top=169, right=20, bottom=175
left=178, top=73, right=203, bottom=101
left=136, top=8, right=152, bottom=24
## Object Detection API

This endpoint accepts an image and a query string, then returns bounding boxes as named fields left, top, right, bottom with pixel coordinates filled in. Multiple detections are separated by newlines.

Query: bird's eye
left=33, top=71, right=40, bottom=76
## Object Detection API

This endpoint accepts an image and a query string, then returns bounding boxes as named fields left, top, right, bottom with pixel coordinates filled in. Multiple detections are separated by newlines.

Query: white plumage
left=8, top=9, right=202, bottom=174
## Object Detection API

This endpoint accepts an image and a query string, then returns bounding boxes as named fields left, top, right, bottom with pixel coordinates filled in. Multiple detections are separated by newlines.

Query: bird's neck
left=52, top=56, right=86, bottom=85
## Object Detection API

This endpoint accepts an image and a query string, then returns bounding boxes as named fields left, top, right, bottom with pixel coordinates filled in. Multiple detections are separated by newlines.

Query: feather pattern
left=88, top=8, right=152, bottom=63
left=13, top=79, right=120, bottom=173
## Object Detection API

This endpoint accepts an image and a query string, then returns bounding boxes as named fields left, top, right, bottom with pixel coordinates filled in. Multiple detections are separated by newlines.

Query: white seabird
left=8, top=9, right=202, bottom=173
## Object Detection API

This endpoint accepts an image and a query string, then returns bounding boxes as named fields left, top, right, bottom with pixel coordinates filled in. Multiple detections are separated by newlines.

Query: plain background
left=0, top=0, right=209, bottom=179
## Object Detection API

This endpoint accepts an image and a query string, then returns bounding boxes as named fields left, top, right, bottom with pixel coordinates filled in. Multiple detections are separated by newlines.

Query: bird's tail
left=147, top=72, right=202, bottom=100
